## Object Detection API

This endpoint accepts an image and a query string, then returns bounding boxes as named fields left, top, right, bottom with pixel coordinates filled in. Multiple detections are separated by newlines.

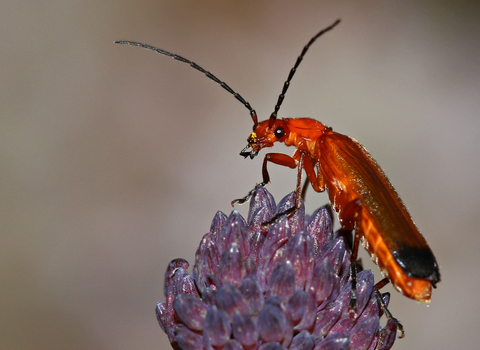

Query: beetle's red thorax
left=284, top=118, right=328, bottom=139
left=283, top=118, right=328, bottom=155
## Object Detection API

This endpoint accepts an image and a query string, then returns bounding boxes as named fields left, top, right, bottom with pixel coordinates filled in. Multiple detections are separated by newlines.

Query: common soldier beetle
left=234, top=20, right=439, bottom=308
left=116, top=18, right=439, bottom=333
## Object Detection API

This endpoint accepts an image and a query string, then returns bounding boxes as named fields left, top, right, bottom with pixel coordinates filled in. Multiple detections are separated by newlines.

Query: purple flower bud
left=176, top=326, right=204, bottom=350
left=375, top=319, right=398, bottom=350
left=355, top=270, right=375, bottom=314
left=247, top=229, right=266, bottom=266
left=306, top=257, right=337, bottom=308
left=239, top=277, right=264, bottom=316
left=285, top=229, right=315, bottom=290
left=193, top=235, right=219, bottom=294
left=166, top=267, right=199, bottom=298
left=290, top=330, right=315, bottom=350
left=319, top=238, right=347, bottom=278
left=286, top=290, right=316, bottom=331
left=173, top=294, right=209, bottom=331
left=349, top=317, right=379, bottom=350
left=218, top=210, right=249, bottom=257
left=203, top=305, right=231, bottom=347
left=210, top=211, right=227, bottom=238
left=216, top=283, right=249, bottom=321
left=223, top=339, right=244, bottom=350
left=314, top=333, right=350, bottom=350
left=328, top=316, right=356, bottom=335
left=334, top=270, right=374, bottom=317
left=258, top=216, right=292, bottom=290
left=313, top=301, right=343, bottom=338
left=200, top=286, right=216, bottom=306
left=275, top=192, right=305, bottom=235
left=258, top=297, right=293, bottom=346
left=268, top=260, right=296, bottom=303
left=306, top=205, right=334, bottom=257
left=155, top=189, right=398, bottom=349
left=260, top=342, right=286, bottom=350
left=164, top=258, right=189, bottom=296
left=157, top=293, right=175, bottom=342
left=155, top=301, right=167, bottom=333
left=232, top=311, right=258, bottom=346
left=357, top=293, right=380, bottom=322
left=248, top=186, right=276, bottom=227
left=218, top=243, right=245, bottom=288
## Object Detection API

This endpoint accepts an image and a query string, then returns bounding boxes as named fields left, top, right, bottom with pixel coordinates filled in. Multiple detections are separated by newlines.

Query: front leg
left=262, top=151, right=317, bottom=226
left=261, top=152, right=298, bottom=185
left=232, top=152, right=297, bottom=206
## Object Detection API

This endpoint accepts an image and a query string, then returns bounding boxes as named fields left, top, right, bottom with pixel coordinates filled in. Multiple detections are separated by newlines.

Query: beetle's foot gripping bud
left=239, top=145, right=259, bottom=159
left=375, top=290, right=405, bottom=338
left=231, top=183, right=266, bottom=206
left=261, top=206, right=298, bottom=228
left=348, top=295, right=357, bottom=315
left=348, top=262, right=359, bottom=315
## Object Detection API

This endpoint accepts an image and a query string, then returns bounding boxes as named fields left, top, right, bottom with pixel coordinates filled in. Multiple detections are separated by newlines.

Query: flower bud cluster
left=156, top=188, right=397, bottom=350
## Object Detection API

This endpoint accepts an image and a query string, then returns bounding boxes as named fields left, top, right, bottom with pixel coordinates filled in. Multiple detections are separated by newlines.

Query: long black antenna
left=114, top=40, right=259, bottom=127
left=268, top=19, right=341, bottom=127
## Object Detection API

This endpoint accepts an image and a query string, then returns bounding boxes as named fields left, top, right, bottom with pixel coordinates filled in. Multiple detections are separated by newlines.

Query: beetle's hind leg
left=375, top=279, right=405, bottom=338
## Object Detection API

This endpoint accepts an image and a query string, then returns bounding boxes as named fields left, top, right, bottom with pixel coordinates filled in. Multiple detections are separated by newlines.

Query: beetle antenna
left=268, top=19, right=340, bottom=127
left=115, top=40, right=259, bottom=128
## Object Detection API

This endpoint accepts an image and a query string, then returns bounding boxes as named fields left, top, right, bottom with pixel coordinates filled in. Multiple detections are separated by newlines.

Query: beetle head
left=240, top=119, right=290, bottom=159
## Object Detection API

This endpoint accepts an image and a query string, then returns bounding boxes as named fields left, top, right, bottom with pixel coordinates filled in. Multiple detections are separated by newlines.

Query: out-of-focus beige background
left=2, top=1, right=479, bottom=349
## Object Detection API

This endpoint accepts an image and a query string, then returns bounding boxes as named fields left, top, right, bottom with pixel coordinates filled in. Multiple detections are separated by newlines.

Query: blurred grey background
left=1, top=1, right=479, bottom=349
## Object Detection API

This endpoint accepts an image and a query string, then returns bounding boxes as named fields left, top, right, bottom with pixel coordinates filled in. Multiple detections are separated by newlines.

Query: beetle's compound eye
left=274, top=126, right=285, bottom=139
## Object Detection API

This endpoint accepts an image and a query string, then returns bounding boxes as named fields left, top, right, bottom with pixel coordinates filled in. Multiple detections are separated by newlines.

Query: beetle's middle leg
left=261, top=151, right=320, bottom=226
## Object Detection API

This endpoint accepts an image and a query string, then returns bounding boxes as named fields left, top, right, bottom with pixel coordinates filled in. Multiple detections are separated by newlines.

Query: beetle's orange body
left=243, top=117, right=439, bottom=302
left=116, top=19, right=440, bottom=311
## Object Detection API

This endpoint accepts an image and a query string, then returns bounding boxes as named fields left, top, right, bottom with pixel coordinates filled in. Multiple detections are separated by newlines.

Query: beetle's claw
left=231, top=183, right=266, bottom=206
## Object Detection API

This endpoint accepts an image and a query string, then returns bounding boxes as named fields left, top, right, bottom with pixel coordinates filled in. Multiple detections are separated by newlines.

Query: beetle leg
left=260, top=153, right=303, bottom=226
left=262, top=152, right=298, bottom=184
left=294, top=153, right=306, bottom=208
left=232, top=153, right=297, bottom=206
left=348, top=227, right=363, bottom=314
left=231, top=183, right=266, bottom=206
left=261, top=151, right=319, bottom=227
left=374, top=279, right=405, bottom=338
left=303, top=152, right=321, bottom=192
left=300, top=150, right=327, bottom=201
left=301, top=178, right=310, bottom=201
left=339, top=199, right=363, bottom=314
